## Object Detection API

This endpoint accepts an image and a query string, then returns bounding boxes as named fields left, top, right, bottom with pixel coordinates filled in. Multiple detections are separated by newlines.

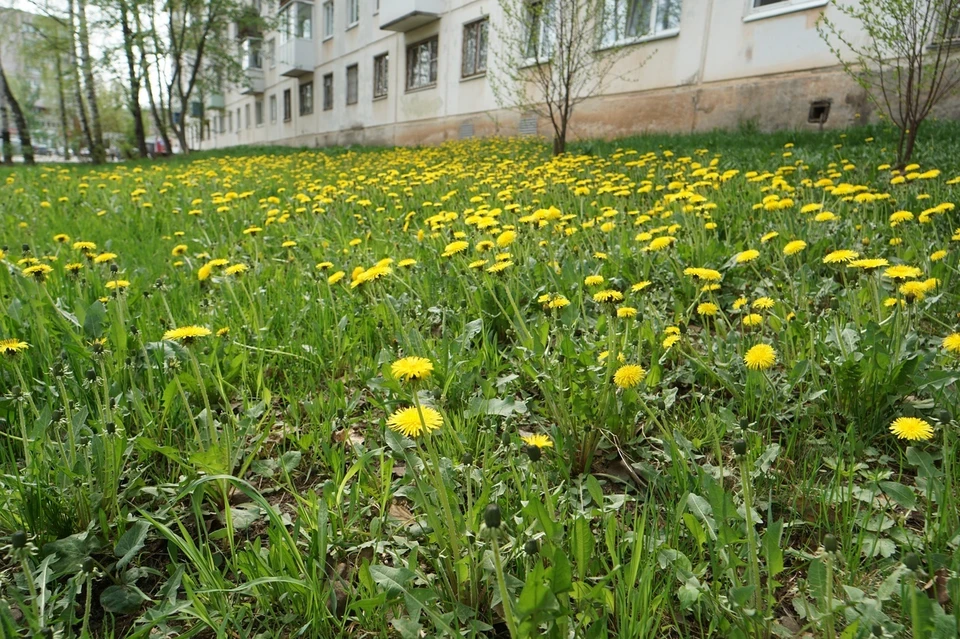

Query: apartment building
left=199, top=0, right=940, bottom=150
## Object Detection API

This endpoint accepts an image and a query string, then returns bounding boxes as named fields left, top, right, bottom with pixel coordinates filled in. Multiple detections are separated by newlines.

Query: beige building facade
left=199, top=0, right=905, bottom=151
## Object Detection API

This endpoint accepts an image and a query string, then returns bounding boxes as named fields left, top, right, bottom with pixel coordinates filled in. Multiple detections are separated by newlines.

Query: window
left=219, top=114, right=226, bottom=133
left=462, top=18, right=489, bottom=78
left=601, top=0, right=681, bottom=47
left=245, top=103, right=251, bottom=128
left=280, top=1, right=313, bottom=42
left=236, top=108, right=241, bottom=130
left=347, top=0, right=359, bottom=26
left=241, top=38, right=262, bottom=70
left=323, top=73, right=334, bottom=110
left=228, top=110, right=233, bottom=131
left=406, top=36, right=438, bottom=90
left=269, top=94, right=277, bottom=123
left=346, top=64, right=359, bottom=104
left=323, top=1, right=334, bottom=38
left=283, top=88, right=292, bottom=121
left=266, top=38, right=275, bottom=68
left=373, top=53, right=389, bottom=99
left=525, top=0, right=554, bottom=60
left=299, top=82, right=314, bottom=115
left=255, top=98, right=264, bottom=125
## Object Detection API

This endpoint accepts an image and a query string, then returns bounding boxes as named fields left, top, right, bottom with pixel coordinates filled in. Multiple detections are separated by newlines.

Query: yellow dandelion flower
left=387, top=405, right=443, bottom=438
left=697, top=302, right=719, bottom=316
left=942, top=333, right=960, bottom=354
left=392, top=356, right=434, bottom=382
left=593, top=289, right=624, bottom=304
left=824, top=250, right=859, bottom=264
left=162, top=326, right=212, bottom=343
left=613, top=364, right=646, bottom=388
left=735, top=249, right=760, bottom=264
left=783, top=240, right=807, bottom=256
left=883, top=265, right=922, bottom=280
left=744, top=343, right=777, bottom=370
left=521, top=433, right=554, bottom=449
left=889, top=417, right=934, bottom=441
left=0, top=338, right=30, bottom=357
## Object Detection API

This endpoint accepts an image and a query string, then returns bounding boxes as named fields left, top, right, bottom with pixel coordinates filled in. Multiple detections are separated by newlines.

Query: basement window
left=808, top=100, right=831, bottom=124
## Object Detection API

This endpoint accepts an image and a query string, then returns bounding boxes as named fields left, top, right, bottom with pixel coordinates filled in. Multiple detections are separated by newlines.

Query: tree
left=76, top=0, right=106, bottom=163
left=818, top=0, right=960, bottom=167
left=0, top=52, right=35, bottom=165
left=492, top=0, right=652, bottom=155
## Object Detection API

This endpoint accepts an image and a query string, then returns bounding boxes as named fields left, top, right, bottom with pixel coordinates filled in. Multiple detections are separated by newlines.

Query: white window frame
left=323, top=0, right=334, bottom=39
left=599, top=0, right=681, bottom=50
left=373, top=52, right=389, bottom=99
left=743, top=0, right=828, bottom=23
left=523, top=0, right=555, bottom=65
left=462, top=17, right=489, bottom=78
left=347, top=0, right=360, bottom=28
left=269, top=94, right=277, bottom=123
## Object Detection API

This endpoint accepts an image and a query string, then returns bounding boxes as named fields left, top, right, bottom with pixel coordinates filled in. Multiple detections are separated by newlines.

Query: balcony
left=277, top=38, right=314, bottom=77
left=277, top=1, right=314, bottom=77
left=207, top=94, right=225, bottom=110
left=380, top=0, right=443, bottom=32
left=240, top=38, right=265, bottom=93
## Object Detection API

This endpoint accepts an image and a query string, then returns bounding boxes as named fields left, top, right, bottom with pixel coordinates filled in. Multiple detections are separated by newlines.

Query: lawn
left=1, top=121, right=959, bottom=638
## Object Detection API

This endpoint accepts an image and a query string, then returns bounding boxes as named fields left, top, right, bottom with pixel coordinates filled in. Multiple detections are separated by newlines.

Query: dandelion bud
left=110, top=264, right=119, bottom=273
left=85, top=368, right=97, bottom=382
left=939, top=410, right=953, bottom=425
left=11, top=530, right=27, bottom=549
left=824, top=534, right=837, bottom=552
left=105, top=422, right=116, bottom=435
left=10, top=385, right=21, bottom=398
left=461, top=452, right=473, bottom=465
left=500, top=431, right=511, bottom=446
left=524, top=539, right=539, bottom=556
left=733, top=439, right=747, bottom=456
left=872, top=624, right=884, bottom=637
left=52, top=409, right=63, bottom=422
left=21, top=244, right=30, bottom=254
left=903, top=552, right=920, bottom=571
left=484, top=503, right=502, bottom=529
left=81, top=557, right=95, bottom=573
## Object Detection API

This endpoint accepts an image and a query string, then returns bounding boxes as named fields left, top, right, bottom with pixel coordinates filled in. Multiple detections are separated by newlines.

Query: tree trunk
left=135, top=1, right=173, bottom=155
left=77, top=0, right=106, bottom=163
left=55, top=55, right=71, bottom=160
left=0, top=55, right=35, bottom=165
left=1, top=100, right=12, bottom=164
left=119, top=0, right=148, bottom=158
left=900, top=122, right=920, bottom=169
left=68, top=0, right=95, bottom=157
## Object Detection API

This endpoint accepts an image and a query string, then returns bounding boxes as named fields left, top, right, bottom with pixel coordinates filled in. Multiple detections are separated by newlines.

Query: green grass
left=0, top=121, right=958, bottom=639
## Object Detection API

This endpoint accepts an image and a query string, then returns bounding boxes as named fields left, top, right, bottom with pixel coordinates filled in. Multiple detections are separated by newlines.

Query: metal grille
left=459, top=122, right=475, bottom=139
left=519, top=113, right=538, bottom=136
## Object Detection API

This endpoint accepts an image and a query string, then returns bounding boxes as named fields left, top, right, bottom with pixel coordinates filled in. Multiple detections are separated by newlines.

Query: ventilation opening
left=459, top=121, right=475, bottom=139
left=519, top=112, right=538, bottom=136
left=808, top=100, right=831, bottom=124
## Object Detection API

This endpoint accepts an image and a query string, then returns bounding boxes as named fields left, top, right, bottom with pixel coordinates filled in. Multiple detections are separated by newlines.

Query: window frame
left=406, top=35, right=439, bottom=92
left=598, top=0, right=682, bottom=50
left=347, top=0, right=360, bottom=28
left=743, top=0, right=828, bottom=23
left=283, top=88, right=292, bottom=122
left=373, top=52, right=389, bottom=100
left=255, top=98, right=264, bottom=126
left=269, top=94, right=278, bottom=123
left=523, top=0, right=555, bottom=64
left=346, top=63, right=359, bottom=105
left=323, top=72, right=334, bottom=110
left=461, top=17, right=489, bottom=79
left=322, top=0, right=334, bottom=39
left=299, top=81, right=314, bottom=116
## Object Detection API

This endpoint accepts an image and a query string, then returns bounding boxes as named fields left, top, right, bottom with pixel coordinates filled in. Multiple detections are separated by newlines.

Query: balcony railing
left=277, top=37, right=314, bottom=77
left=380, top=0, right=444, bottom=32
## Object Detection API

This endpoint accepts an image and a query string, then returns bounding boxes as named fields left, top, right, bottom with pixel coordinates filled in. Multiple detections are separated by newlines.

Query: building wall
left=201, top=0, right=891, bottom=151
